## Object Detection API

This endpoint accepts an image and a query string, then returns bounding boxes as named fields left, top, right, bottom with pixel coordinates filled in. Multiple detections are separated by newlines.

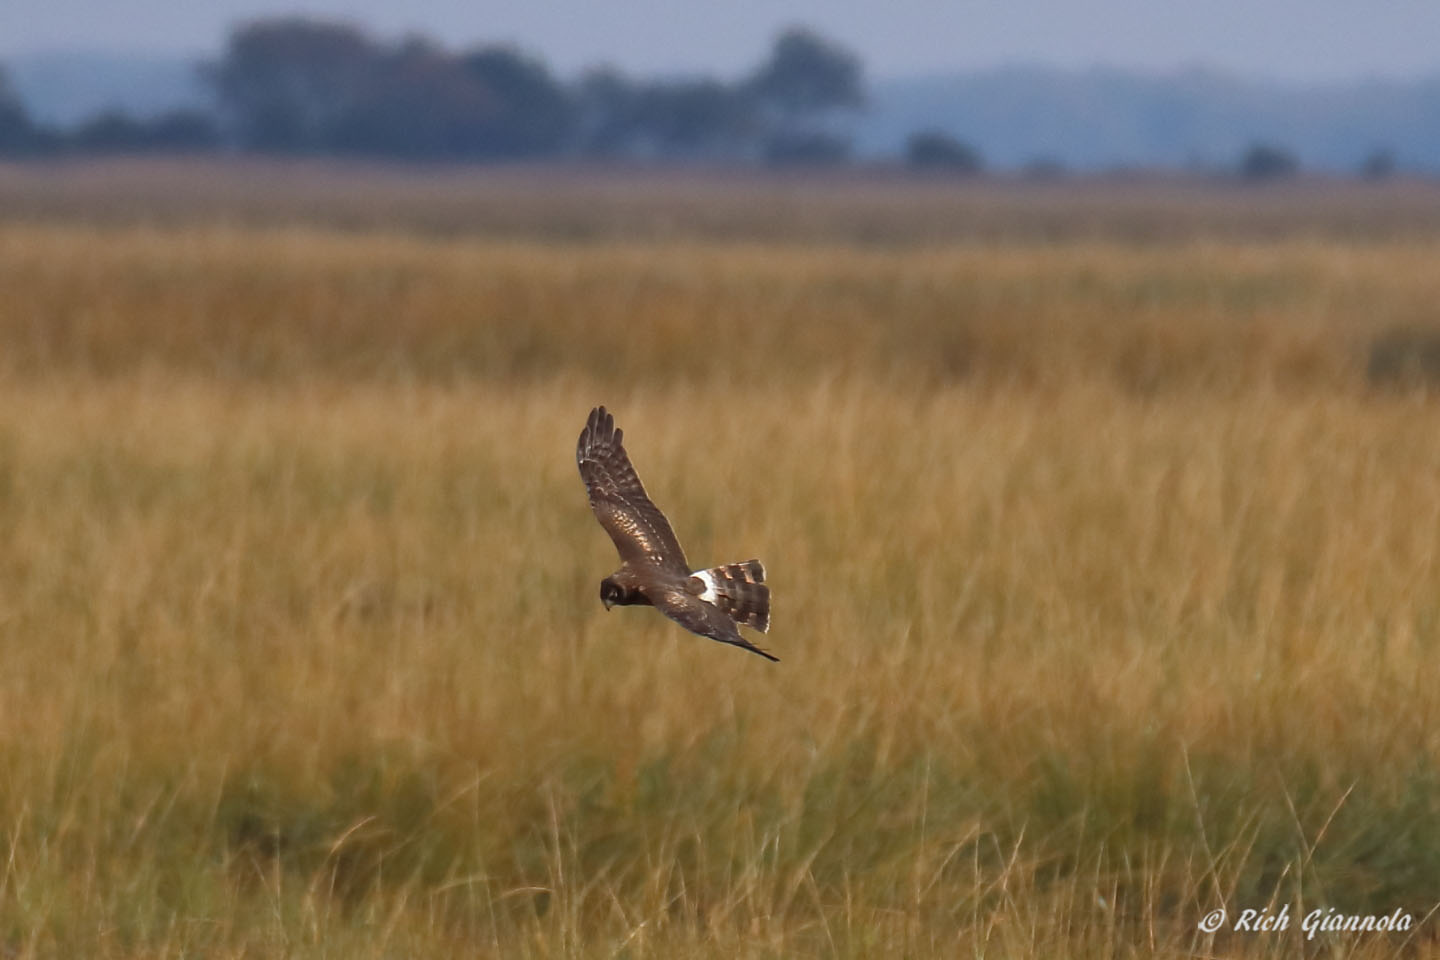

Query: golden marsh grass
left=1, top=197, right=1439, bottom=956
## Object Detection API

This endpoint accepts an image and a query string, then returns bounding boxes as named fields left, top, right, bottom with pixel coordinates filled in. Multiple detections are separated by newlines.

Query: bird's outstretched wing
left=577, top=406, right=689, bottom=572
left=654, top=589, right=780, bottom=662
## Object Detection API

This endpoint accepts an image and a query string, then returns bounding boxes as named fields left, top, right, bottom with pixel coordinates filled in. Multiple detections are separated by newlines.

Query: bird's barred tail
left=691, top=560, right=770, bottom=633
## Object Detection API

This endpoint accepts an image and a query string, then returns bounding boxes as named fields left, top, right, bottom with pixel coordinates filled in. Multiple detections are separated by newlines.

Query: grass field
left=2, top=164, right=1440, bottom=957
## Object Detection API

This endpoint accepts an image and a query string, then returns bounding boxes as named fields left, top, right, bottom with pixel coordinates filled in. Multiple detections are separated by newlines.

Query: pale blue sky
left=4, top=0, right=1439, bottom=81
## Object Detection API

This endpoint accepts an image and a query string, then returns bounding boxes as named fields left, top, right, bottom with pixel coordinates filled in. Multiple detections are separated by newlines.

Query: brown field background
left=1, top=161, right=1440, bottom=957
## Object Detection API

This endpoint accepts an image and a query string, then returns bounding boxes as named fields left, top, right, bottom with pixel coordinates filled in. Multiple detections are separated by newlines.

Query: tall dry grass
left=0, top=214, right=1437, bottom=957
left=5, top=222, right=1440, bottom=391
left=8, top=159, right=1440, bottom=244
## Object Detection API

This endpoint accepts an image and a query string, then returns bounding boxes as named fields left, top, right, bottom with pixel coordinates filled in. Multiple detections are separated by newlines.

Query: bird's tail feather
left=692, top=560, right=770, bottom=633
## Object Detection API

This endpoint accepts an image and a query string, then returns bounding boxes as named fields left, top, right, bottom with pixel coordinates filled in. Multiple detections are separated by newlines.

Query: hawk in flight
left=577, top=406, right=777, bottom=662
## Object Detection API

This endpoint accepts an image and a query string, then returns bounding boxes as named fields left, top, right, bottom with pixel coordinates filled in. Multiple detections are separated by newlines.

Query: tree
left=207, top=18, right=380, bottom=151
left=459, top=46, right=573, bottom=158
left=69, top=108, right=218, bottom=153
left=69, top=110, right=149, bottom=152
left=1360, top=148, right=1396, bottom=181
left=574, top=66, right=639, bottom=157
left=1238, top=142, right=1299, bottom=181
left=145, top=109, right=221, bottom=151
left=198, top=17, right=865, bottom=164
left=209, top=20, right=582, bottom=161
left=574, top=70, right=760, bottom=161
left=905, top=130, right=983, bottom=174
left=0, top=65, right=36, bottom=154
left=749, top=27, right=863, bottom=121
left=748, top=27, right=863, bottom=167
left=327, top=38, right=494, bottom=159
left=629, top=79, right=757, bottom=159
left=764, top=132, right=850, bottom=166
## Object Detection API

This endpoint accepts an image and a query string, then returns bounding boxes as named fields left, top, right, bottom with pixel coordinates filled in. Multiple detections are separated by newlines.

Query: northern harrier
left=577, top=406, right=777, bottom=662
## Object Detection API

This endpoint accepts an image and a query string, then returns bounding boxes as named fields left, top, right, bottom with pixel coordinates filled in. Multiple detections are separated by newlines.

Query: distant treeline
left=0, top=19, right=893, bottom=166
left=1, top=19, right=1392, bottom=177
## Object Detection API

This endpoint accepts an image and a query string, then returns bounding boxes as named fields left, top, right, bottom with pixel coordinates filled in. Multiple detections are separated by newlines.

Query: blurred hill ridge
left=860, top=64, right=1440, bottom=173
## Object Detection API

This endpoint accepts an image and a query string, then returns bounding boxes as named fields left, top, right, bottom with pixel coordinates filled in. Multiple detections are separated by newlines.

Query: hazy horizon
left=3, top=1, right=1440, bottom=84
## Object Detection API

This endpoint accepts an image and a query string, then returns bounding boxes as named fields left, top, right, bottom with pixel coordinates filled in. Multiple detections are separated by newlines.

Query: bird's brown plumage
left=576, top=407, right=688, bottom=573
left=577, top=406, right=777, bottom=662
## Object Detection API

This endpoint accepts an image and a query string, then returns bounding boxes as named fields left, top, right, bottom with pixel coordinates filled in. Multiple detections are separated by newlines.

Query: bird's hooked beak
left=603, top=597, right=614, bottom=611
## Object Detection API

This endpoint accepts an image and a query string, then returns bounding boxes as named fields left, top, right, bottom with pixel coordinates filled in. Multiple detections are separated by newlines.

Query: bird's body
left=577, top=406, right=777, bottom=662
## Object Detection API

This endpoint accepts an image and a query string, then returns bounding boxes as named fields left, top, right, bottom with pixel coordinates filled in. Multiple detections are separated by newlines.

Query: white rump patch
left=692, top=569, right=720, bottom=605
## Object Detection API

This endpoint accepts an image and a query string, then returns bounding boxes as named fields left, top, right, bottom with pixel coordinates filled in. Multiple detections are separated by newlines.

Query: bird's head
left=599, top=577, right=623, bottom=611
